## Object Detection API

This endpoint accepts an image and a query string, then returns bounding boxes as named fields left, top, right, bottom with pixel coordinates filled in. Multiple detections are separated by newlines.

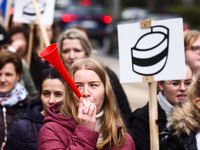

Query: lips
left=177, top=94, right=187, bottom=100
left=69, top=61, right=74, bottom=65
left=0, top=83, right=6, bottom=87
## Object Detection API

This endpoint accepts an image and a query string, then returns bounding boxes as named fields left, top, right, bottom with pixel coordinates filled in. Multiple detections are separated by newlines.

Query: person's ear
left=195, top=98, right=200, bottom=110
left=158, top=81, right=164, bottom=91
left=17, top=73, right=20, bottom=82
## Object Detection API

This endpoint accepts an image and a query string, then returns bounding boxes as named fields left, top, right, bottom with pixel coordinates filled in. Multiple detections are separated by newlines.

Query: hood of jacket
left=43, top=101, right=77, bottom=132
left=167, top=101, right=200, bottom=137
left=23, top=98, right=44, bottom=123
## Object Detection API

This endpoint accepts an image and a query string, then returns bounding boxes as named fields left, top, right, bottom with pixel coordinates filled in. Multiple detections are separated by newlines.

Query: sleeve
left=160, top=132, right=180, bottom=150
left=37, top=123, right=99, bottom=150
left=3, top=123, right=26, bottom=150
left=105, top=67, right=131, bottom=129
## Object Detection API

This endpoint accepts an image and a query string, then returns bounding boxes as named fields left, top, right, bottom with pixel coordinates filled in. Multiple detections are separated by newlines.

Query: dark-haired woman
left=3, top=67, right=66, bottom=150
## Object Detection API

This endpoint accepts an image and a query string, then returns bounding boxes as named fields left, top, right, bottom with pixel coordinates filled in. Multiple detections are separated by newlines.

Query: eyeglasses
left=187, top=46, right=200, bottom=54
left=164, top=80, right=193, bottom=91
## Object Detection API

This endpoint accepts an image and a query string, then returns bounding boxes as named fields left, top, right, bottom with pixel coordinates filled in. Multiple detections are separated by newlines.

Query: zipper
left=2, top=107, right=7, bottom=142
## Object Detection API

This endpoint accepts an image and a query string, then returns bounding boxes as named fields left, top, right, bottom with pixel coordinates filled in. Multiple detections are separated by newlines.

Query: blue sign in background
left=0, top=0, right=7, bottom=18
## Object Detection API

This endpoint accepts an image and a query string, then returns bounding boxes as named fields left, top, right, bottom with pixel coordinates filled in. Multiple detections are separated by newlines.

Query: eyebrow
left=55, top=91, right=64, bottom=93
left=170, top=79, right=192, bottom=82
left=75, top=81, right=101, bottom=84
left=42, top=89, right=63, bottom=92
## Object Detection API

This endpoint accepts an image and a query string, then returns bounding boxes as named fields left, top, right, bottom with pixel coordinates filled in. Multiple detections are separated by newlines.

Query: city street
left=92, top=44, right=149, bottom=111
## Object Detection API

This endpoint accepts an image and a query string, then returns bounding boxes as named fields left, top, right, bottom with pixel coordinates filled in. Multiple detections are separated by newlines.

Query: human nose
left=69, top=51, right=75, bottom=59
left=0, top=74, right=6, bottom=82
left=82, top=86, right=91, bottom=98
left=49, top=95, right=56, bottom=104
left=179, top=82, right=186, bottom=91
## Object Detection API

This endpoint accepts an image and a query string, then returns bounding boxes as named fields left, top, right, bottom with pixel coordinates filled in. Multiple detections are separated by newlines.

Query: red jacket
left=37, top=102, right=135, bottom=150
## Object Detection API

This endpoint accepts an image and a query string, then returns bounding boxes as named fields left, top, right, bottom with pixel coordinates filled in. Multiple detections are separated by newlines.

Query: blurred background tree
left=102, top=0, right=200, bottom=29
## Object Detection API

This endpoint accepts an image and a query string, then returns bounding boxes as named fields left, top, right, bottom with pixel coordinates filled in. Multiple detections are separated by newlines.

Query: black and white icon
left=118, top=18, right=185, bottom=83
left=131, top=26, right=169, bottom=76
left=22, top=0, right=46, bottom=20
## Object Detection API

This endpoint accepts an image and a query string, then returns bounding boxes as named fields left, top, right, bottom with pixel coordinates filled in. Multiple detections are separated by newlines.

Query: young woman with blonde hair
left=161, top=69, right=200, bottom=149
left=37, top=58, right=135, bottom=150
left=56, top=28, right=132, bottom=129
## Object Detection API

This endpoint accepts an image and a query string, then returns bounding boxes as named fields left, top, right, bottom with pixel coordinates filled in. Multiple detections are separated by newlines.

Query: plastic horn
left=39, top=43, right=82, bottom=98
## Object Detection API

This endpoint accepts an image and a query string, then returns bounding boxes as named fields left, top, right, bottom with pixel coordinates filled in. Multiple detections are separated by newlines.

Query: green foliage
left=120, top=0, right=181, bottom=8
left=168, top=6, right=200, bottom=29
left=121, top=0, right=147, bottom=7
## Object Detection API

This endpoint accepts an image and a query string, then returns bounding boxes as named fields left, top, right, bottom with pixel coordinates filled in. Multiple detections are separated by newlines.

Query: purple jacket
left=37, top=102, right=135, bottom=150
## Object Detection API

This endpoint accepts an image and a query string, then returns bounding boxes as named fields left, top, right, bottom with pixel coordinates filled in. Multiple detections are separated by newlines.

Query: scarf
left=95, top=110, right=104, bottom=143
left=157, top=91, right=174, bottom=118
left=0, top=82, right=29, bottom=107
left=196, top=132, right=200, bottom=150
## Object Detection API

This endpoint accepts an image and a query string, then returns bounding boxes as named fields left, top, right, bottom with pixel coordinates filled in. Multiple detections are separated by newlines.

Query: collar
left=157, top=91, right=173, bottom=118
left=0, top=82, right=29, bottom=107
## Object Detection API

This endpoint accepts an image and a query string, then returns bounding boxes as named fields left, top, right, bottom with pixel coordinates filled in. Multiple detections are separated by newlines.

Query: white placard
left=13, top=0, right=55, bottom=25
left=118, top=18, right=185, bottom=83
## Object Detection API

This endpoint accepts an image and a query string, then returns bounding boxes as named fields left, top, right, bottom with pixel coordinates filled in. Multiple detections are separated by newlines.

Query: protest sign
left=118, top=18, right=184, bottom=150
left=118, top=18, right=185, bottom=83
left=13, top=0, right=55, bottom=25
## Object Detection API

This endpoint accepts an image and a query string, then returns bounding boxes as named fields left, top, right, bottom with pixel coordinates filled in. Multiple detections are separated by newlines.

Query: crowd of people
left=0, top=8, right=200, bottom=150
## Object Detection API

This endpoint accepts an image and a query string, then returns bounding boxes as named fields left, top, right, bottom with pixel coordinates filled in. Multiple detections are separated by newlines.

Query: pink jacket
left=37, top=102, right=135, bottom=150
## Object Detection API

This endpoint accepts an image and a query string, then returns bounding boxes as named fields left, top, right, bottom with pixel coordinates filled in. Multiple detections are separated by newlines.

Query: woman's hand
left=1, top=142, right=5, bottom=150
left=78, top=97, right=96, bottom=130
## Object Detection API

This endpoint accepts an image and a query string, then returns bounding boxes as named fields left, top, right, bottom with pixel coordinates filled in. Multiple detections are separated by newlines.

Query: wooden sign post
left=31, top=0, right=50, bottom=63
left=141, top=20, right=159, bottom=150
left=31, top=0, right=50, bottom=47
left=27, top=21, right=35, bottom=69
left=143, top=76, right=159, bottom=150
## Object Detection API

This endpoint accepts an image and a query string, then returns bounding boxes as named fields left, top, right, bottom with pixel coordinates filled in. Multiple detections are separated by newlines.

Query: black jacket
left=130, top=102, right=167, bottom=150
left=160, top=101, right=199, bottom=150
left=161, top=129, right=197, bottom=150
left=0, top=98, right=30, bottom=144
left=4, top=99, right=44, bottom=150
left=30, top=53, right=49, bottom=88
left=105, top=67, right=132, bottom=129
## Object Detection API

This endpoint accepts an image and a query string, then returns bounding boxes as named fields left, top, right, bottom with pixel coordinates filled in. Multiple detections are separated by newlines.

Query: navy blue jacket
left=4, top=99, right=44, bottom=150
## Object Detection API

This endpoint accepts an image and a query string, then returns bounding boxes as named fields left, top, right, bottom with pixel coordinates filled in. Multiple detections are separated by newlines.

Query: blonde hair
left=184, top=29, right=200, bottom=51
left=57, top=28, right=92, bottom=57
left=61, top=58, right=127, bottom=149
left=167, top=68, right=200, bottom=137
